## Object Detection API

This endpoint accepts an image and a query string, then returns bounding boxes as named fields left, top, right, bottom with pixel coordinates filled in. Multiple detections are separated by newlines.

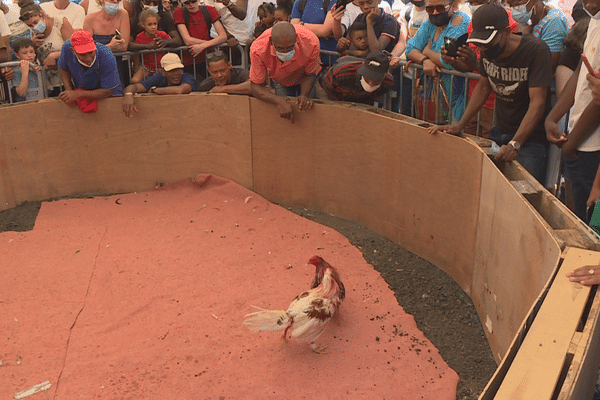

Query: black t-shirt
left=480, top=34, right=552, bottom=143
left=198, top=67, right=250, bottom=92
left=558, top=45, right=581, bottom=72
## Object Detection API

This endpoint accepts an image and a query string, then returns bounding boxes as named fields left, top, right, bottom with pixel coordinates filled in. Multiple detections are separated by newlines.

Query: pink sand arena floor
left=1, top=175, right=459, bottom=399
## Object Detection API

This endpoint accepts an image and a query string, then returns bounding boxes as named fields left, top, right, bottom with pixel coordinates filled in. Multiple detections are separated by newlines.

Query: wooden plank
left=0, top=94, right=254, bottom=210
left=493, top=247, right=598, bottom=399
left=558, top=285, right=600, bottom=400
left=472, top=156, right=561, bottom=362
left=250, top=98, right=482, bottom=293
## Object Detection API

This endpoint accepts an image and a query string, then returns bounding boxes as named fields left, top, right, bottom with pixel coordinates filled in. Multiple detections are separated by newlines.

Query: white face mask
left=360, top=76, right=381, bottom=93
left=584, top=5, right=600, bottom=19
left=144, top=5, right=159, bottom=12
left=77, top=53, right=97, bottom=68
left=276, top=49, right=295, bottom=63
left=468, top=3, right=483, bottom=14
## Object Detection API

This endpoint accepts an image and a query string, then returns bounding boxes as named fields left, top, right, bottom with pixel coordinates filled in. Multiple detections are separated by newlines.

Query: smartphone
left=334, top=0, right=350, bottom=10
left=582, top=53, right=598, bottom=79
left=115, top=29, right=122, bottom=40
left=444, top=33, right=468, bottom=57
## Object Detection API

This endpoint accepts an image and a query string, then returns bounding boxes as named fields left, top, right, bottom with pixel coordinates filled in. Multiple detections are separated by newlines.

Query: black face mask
left=482, top=34, right=506, bottom=60
left=429, top=12, right=451, bottom=26
left=412, top=0, right=425, bottom=6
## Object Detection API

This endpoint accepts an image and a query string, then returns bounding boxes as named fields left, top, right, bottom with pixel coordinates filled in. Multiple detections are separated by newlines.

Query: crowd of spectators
left=1, top=0, right=600, bottom=239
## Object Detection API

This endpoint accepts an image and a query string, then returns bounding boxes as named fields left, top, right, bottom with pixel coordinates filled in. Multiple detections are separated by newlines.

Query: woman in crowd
left=405, top=0, right=470, bottom=122
left=19, top=0, right=73, bottom=95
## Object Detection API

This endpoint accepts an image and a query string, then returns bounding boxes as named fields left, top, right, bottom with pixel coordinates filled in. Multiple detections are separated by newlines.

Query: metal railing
left=0, top=46, right=486, bottom=138
left=0, top=61, right=47, bottom=104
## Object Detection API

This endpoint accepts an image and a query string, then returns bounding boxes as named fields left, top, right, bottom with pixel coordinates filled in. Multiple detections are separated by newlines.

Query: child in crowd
left=274, top=4, right=291, bottom=23
left=11, top=38, right=42, bottom=102
left=253, top=3, right=276, bottom=39
left=337, top=21, right=368, bottom=58
left=131, top=9, right=172, bottom=83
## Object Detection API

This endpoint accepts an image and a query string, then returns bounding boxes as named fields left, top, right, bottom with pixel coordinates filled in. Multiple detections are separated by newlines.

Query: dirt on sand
left=0, top=200, right=496, bottom=400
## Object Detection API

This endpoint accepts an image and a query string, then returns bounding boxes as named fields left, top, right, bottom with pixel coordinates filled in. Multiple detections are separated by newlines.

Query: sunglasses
left=182, top=0, right=197, bottom=5
left=425, top=4, right=450, bottom=14
left=206, top=50, right=225, bottom=60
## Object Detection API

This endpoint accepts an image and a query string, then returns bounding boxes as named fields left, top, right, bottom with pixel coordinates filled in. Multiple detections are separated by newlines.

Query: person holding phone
left=405, top=0, right=470, bottom=121
left=545, top=0, right=600, bottom=223
left=430, top=3, right=552, bottom=185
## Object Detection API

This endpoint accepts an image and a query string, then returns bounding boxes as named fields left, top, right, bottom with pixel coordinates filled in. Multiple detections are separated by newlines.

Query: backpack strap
left=183, top=5, right=213, bottom=38
left=200, top=5, right=213, bottom=37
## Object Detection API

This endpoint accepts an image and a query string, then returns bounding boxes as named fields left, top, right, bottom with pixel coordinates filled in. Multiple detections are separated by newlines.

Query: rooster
left=243, top=256, right=345, bottom=353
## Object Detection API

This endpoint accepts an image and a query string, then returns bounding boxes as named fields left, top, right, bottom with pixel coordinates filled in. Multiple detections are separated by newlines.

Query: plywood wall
left=0, top=95, right=565, bottom=364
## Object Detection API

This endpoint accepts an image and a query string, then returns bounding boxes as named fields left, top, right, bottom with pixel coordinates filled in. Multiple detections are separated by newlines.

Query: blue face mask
left=104, top=2, right=120, bottom=15
left=510, top=4, right=532, bottom=23
left=276, top=49, right=295, bottom=63
left=31, top=20, right=46, bottom=34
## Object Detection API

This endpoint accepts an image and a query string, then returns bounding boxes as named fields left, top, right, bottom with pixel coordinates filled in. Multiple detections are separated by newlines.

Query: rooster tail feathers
left=243, top=309, right=291, bottom=333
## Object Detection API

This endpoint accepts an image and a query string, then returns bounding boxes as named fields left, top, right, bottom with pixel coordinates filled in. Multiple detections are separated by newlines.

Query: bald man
left=249, top=21, right=322, bottom=123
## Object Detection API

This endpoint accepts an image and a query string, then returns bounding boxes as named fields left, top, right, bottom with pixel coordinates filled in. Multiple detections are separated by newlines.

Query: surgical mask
left=104, top=2, right=120, bottom=15
left=510, top=4, right=532, bottom=23
left=468, top=3, right=483, bottom=14
left=77, top=53, right=97, bottom=68
left=360, top=76, right=381, bottom=93
left=429, top=12, right=451, bottom=27
left=144, top=5, right=159, bottom=12
left=276, top=49, right=295, bottom=63
left=584, top=5, right=600, bottom=19
left=482, top=36, right=506, bottom=60
left=31, top=20, right=46, bottom=34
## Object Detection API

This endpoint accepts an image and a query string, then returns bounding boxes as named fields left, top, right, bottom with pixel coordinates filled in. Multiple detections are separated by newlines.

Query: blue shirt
left=140, top=72, right=199, bottom=92
left=291, top=0, right=337, bottom=63
left=11, top=66, right=42, bottom=102
left=406, top=11, right=470, bottom=120
left=57, top=40, right=123, bottom=95
left=532, top=8, right=568, bottom=53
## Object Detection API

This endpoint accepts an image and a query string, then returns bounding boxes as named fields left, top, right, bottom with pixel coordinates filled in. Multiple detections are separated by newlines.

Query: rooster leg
left=282, top=318, right=294, bottom=341
left=310, top=342, right=327, bottom=354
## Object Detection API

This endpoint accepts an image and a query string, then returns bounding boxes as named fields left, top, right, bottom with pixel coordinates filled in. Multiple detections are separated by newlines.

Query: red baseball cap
left=71, top=30, right=97, bottom=54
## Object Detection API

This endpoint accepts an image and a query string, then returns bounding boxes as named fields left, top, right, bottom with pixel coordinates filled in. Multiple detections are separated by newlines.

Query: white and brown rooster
left=243, top=256, right=345, bottom=353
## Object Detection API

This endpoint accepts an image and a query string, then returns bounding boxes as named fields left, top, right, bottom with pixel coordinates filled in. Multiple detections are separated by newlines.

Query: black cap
left=467, top=3, right=509, bottom=45
left=357, top=51, right=390, bottom=82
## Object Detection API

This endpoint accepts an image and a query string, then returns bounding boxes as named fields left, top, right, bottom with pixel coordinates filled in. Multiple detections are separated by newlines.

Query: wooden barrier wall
left=1, top=94, right=599, bottom=398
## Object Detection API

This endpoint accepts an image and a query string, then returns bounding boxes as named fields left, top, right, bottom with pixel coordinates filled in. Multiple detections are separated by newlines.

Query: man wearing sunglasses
left=430, top=3, right=552, bottom=184
left=250, top=21, right=321, bottom=123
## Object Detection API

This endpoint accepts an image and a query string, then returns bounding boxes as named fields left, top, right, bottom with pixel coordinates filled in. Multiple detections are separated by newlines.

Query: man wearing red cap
left=57, top=30, right=122, bottom=107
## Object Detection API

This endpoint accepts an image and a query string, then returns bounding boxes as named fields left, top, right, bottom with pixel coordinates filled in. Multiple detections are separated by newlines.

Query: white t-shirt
left=5, top=4, right=32, bottom=51
left=201, top=0, right=251, bottom=43
left=41, top=2, right=85, bottom=30
left=341, top=2, right=393, bottom=30
left=0, top=11, right=10, bottom=36
left=570, top=16, right=600, bottom=152
left=398, top=3, right=428, bottom=40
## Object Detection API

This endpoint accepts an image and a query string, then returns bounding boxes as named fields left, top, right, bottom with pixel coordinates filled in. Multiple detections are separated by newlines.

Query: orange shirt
left=250, top=25, right=322, bottom=87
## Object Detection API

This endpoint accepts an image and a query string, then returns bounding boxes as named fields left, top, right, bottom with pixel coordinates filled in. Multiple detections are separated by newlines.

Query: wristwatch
left=508, top=140, right=521, bottom=151
left=421, top=56, right=429, bottom=65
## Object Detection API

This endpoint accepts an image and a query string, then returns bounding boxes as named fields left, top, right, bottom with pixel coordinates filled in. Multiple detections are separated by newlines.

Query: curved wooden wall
left=1, top=94, right=599, bottom=398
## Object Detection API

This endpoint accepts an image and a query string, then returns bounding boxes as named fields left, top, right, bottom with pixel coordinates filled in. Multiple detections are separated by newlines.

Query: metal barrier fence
left=0, top=46, right=485, bottom=136
left=0, top=61, right=47, bottom=104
